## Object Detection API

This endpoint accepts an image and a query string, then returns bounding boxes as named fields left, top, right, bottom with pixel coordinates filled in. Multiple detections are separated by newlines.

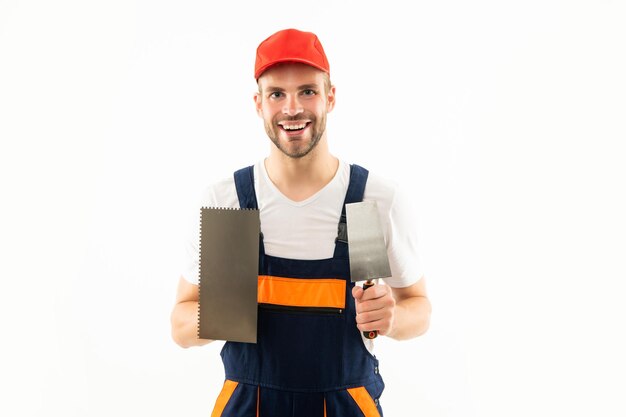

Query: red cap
left=254, top=28, right=330, bottom=79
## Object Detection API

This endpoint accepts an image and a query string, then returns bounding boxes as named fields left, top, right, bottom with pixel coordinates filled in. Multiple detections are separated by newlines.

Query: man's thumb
left=352, top=285, right=363, bottom=300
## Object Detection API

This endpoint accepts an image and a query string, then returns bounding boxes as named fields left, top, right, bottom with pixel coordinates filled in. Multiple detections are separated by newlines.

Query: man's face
left=254, top=63, right=335, bottom=159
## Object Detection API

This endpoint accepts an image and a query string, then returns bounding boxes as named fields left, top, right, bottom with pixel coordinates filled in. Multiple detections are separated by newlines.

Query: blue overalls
left=211, top=164, right=384, bottom=417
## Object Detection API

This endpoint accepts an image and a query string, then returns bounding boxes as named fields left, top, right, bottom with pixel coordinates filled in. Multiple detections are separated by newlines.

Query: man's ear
left=253, top=92, right=263, bottom=117
left=326, top=85, right=336, bottom=113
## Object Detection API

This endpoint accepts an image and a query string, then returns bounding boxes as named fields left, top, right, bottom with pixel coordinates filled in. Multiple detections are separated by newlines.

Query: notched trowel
left=346, top=201, right=392, bottom=339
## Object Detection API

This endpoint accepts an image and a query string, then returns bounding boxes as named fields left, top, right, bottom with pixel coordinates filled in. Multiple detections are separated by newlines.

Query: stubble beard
left=265, top=112, right=327, bottom=159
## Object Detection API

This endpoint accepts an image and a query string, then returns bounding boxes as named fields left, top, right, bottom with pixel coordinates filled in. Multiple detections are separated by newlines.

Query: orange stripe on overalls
left=211, top=380, right=238, bottom=417
left=258, top=275, right=346, bottom=309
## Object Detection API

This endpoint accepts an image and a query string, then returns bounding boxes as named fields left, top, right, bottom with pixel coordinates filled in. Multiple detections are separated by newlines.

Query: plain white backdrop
left=1, top=1, right=625, bottom=416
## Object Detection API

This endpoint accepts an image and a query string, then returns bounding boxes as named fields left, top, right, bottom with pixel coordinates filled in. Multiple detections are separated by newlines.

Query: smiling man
left=171, top=28, right=431, bottom=417
left=256, top=63, right=331, bottom=159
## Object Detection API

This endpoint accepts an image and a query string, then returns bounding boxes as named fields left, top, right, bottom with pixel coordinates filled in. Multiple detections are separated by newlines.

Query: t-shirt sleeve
left=180, top=211, right=201, bottom=285
left=180, top=177, right=240, bottom=285
left=364, top=175, right=424, bottom=288
left=384, top=185, right=424, bottom=288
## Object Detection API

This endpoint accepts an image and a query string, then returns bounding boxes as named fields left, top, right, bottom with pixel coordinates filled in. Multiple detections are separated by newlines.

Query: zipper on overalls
left=259, top=303, right=343, bottom=315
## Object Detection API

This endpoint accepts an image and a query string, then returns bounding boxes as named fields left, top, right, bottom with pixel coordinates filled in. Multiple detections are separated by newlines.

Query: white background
left=1, top=1, right=625, bottom=416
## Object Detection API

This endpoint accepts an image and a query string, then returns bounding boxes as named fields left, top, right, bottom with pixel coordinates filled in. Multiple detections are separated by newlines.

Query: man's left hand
left=352, top=282, right=396, bottom=336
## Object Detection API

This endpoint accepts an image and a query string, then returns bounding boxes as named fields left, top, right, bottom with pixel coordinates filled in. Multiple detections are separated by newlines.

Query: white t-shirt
left=181, top=159, right=423, bottom=288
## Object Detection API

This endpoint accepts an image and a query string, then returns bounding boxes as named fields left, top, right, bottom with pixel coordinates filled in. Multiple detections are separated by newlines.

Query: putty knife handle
left=362, top=280, right=378, bottom=339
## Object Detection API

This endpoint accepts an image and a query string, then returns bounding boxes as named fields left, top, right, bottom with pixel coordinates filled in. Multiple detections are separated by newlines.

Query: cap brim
left=255, top=58, right=329, bottom=80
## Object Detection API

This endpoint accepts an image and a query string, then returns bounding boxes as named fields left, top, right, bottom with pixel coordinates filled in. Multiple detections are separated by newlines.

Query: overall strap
left=234, top=165, right=265, bottom=261
left=343, top=164, right=369, bottom=206
left=234, top=165, right=259, bottom=209
left=334, top=164, right=369, bottom=258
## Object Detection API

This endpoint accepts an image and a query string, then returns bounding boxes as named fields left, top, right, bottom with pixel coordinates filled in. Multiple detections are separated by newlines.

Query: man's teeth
left=282, top=123, right=307, bottom=130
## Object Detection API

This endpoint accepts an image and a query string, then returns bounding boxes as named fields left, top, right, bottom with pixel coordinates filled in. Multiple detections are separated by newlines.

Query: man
left=171, top=28, right=431, bottom=417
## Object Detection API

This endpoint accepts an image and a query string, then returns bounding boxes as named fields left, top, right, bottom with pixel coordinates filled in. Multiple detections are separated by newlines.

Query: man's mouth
left=278, top=121, right=311, bottom=134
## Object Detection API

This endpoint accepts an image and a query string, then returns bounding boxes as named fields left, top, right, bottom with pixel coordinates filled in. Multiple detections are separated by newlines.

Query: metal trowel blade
left=346, top=201, right=392, bottom=283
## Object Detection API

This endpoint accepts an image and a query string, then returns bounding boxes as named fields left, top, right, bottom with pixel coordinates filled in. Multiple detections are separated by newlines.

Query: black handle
left=362, top=280, right=378, bottom=339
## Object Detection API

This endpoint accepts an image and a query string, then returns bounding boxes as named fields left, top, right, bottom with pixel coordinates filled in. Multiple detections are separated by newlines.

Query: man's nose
left=282, top=95, right=303, bottom=116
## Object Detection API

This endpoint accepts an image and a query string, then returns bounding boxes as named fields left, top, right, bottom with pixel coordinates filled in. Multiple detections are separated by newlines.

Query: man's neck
left=264, top=141, right=339, bottom=202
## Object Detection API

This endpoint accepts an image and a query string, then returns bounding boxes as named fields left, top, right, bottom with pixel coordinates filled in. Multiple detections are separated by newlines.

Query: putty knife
left=346, top=201, right=392, bottom=339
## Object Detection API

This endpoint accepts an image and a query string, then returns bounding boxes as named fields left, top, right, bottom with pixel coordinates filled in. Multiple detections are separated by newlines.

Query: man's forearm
left=387, top=296, right=432, bottom=340
left=171, top=301, right=213, bottom=348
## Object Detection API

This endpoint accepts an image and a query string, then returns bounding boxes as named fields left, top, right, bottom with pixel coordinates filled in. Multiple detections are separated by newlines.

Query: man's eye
left=270, top=92, right=283, bottom=98
left=302, top=89, right=316, bottom=96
